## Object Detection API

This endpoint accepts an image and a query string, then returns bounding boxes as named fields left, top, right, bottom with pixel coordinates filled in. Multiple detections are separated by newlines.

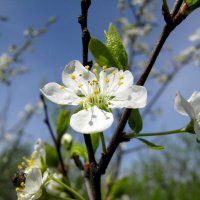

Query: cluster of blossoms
left=14, top=139, right=49, bottom=200
left=175, top=91, right=200, bottom=142
left=0, top=53, right=13, bottom=70
left=41, top=60, right=147, bottom=134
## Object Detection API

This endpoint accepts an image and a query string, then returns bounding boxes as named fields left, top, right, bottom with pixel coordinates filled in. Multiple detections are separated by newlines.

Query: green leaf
left=70, top=142, right=88, bottom=161
left=108, top=177, right=129, bottom=199
left=184, top=0, right=200, bottom=10
left=105, top=23, right=128, bottom=70
left=89, top=38, right=119, bottom=68
left=45, top=143, right=59, bottom=167
left=137, top=138, right=165, bottom=150
left=56, top=110, right=70, bottom=139
left=91, top=133, right=100, bottom=153
left=128, top=109, right=143, bottom=133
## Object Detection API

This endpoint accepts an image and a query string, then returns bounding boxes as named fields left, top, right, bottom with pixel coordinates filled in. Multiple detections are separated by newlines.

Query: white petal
left=70, top=106, right=113, bottom=133
left=174, top=92, right=195, bottom=119
left=188, top=91, right=200, bottom=116
left=62, top=60, right=96, bottom=95
left=99, top=68, right=133, bottom=96
left=109, top=85, right=147, bottom=109
left=40, top=82, right=81, bottom=105
left=24, top=168, right=42, bottom=194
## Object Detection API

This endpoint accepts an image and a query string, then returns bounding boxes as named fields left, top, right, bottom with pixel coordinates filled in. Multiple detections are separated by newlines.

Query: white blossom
left=0, top=53, right=13, bottom=70
left=15, top=139, right=48, bottom=200
left=189, top=28, right=200, bottom=42
left=16, top=168, right=49, bottom=200
left=41, top=60, right=147, bottom=134
left=46, top=173, right=67, bottom=198
left=174, top=91, right=200, bottom=141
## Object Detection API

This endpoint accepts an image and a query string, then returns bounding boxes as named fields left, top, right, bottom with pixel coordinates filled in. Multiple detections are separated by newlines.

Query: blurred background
left=1, top=0, right=200, bottom=199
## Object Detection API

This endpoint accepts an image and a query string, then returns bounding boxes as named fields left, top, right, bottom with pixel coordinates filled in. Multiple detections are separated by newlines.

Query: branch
left=98, top=0, right=186, bottom=175
left=78, top=1, right=101, bottom=199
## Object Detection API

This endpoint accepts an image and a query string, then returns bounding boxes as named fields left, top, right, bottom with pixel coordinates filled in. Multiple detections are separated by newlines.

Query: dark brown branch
left=98, top=0, right=187, bottom=175
left=78, top=1, right=101, bottom=200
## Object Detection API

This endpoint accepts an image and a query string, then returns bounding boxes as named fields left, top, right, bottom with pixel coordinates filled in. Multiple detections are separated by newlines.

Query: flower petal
left=188, top=91, right=200, bottom=116
left=70, top=106, right=113, bottom=133
left=174, top=91, right=195, bottom=119
left=40, top=82, right=81, bottom=105
left=99, top=68, right=134, bottom=96
left=109, top=85, right=147, bottom=109
left=24, top=168, right=42, bottom=195
left=62, top=60, right=96, bottom=95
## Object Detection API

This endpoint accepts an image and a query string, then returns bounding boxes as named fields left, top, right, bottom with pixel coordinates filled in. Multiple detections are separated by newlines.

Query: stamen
left=59, top=86, right=65, bottom=89
left=85, top=65, right=90, bottom=69
left=79, top=100, right=84, bottom=105
left=112, top=70, right=117, bottom=75
left=78, top=83, right=83, bottom=88
left=102, top=65, right=107, bottom=70
left=70, top=75, right=76, bottom=80
left=93, top=68, right=97, bottom=73
left=94, top=90, right=99, bottom=95
left=119, top=75, right=124, bottom=80
left=94, top=63, right=99, bottom=67
left=118, top=82, right=123, bottom=86
left=20, top=182, right=25, bottom=187
left=105, top=78, right=110, bottom=83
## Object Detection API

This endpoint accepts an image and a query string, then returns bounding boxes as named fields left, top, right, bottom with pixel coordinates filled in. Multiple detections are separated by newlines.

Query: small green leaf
left=137, top=138, right=164, bottom=150
left=56, top=110, right=70, bottom=139
left=91, top=133, right=100, bottom=153
left=70, top=142, right=88, bottom=161
left=128, top=109, right=143, bottom=133
left=108, top=177, right=129, bottom=199
left=89, top=38, right=119, bottom=68
left=105, top=23, right=128, bottom=70
left=45, top=143, right=59, bottom=167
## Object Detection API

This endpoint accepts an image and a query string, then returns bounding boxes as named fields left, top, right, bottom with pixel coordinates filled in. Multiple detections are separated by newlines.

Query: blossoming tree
left=13, top=0, right=200, bottom=200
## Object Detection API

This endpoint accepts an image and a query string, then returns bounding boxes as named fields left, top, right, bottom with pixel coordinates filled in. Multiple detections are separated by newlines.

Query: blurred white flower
left=131, top=0, right=145, bottom=6
left=46, top=173, right=67, bottom=198
left=61, top=133, right=72, bottom=145
left=189, top=28, right=200, bottom=42
left=16, top=168, right=49, bottom=200
left=15, top=139, right=48, bottom=200
left=0, top=53, right=13, bottom=70
left=174, top=91, right=200, bottom=141
left=41, top=60, right=147, bottom=134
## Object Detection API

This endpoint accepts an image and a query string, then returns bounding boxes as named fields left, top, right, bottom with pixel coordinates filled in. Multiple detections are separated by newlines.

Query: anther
left=70, top=75, right=76, bottom=80
left=119, top=75, right=124, bottom=80
left=102, top=65, right=107, bottom=70
left=94, top=63, right=99, bottom=67
left=112, top=71, right=117, bottom=75
left=59, top=86, right=65, bottom=89
left=118, top=82, right=123, bottom=86
left=94, top=90, right=99, bottom=94
left=85, top=65, right=90, bottom=69
left=79, top=100, right=84, bottom=105
left=93, top=69, right=97, bottom=73
left=105, top=78, right=110, bottom=83
left=78, top=83, right=83, bottom=88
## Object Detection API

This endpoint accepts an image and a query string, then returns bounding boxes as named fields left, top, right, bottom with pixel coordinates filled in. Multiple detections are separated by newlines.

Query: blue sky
left=1, top=0, right=200, bottom=156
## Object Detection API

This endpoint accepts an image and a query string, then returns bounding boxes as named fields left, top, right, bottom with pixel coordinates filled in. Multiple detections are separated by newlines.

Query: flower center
left=66, top=64, right=125, bottom=110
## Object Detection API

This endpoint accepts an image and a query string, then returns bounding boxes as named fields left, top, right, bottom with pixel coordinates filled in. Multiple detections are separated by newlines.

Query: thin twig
left=40, top=94, right=68, bottom=178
